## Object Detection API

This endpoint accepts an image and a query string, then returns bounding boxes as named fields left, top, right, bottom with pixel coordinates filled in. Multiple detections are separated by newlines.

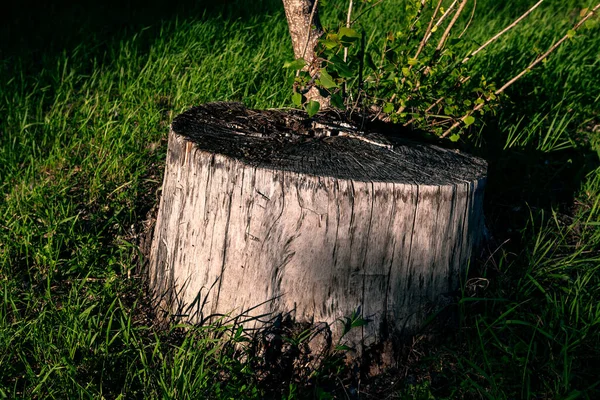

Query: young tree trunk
left=148, top=103, right=487, bottom=361
left=282, top=0, right=323, bottom=66
left=282, top=0, right=328, bottom=107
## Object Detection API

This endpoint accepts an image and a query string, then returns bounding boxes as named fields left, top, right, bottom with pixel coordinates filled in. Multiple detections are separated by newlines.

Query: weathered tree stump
left=149, top=102, right=486, bottom=353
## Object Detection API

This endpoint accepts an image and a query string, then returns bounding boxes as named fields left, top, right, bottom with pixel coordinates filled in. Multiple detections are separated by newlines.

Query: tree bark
left=282, top=0, right=328, bottom=107
left=149, top=103, right=487, bottom=358
left=282, top=0, right=323, bottom=66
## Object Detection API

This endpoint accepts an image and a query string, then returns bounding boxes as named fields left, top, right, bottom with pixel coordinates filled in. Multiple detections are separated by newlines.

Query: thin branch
left=436, top=0, right=469, bottom=51
left=398, top=0, right=443, bottom=88
left=351, top=0, right=383, bottom=25
left=415, top=0, right=468, bottom=82
left=398, top=0, right=468, bottom=115
left=403, top=76, right=471, bottom=126
left=441, top=2, right=600, bottom=138
left=389, top=0, right=456, bottom=57
left=496, top=3, right=599, bottom=95
left=301, top=0, right=321, bottom=60
left=434, top=1, right=459, bottom=33
left=457, top=0, right=477, bottom=39
left=418, top=0, right=459, bottom=47
left=404, top=0, right=429, bottom=46
left=345, top=0, right=354, bottom=28
left=342, top=0, right=354, bottom=102
left=414, top=0, right=444, bottom=60
left=343, top=0, right=354, bottom=63
left=461, top=0, right=544, bottom=64
left=409, top=0, right=429, bottom=33
left=397, top=0, right=463, bottom=107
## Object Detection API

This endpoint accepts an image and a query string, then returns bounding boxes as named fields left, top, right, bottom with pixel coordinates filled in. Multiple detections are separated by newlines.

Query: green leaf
left=286, top=73, right=295, bottom=86
left=318, top=70, right=338, bottom=89
left=283, top=58, right=306, bottom=70
left=339, top=27, right=360, bottom=46
left=383, top=102, right=395, bottom=113
left=351, top=318, right=368, bottom=328
left=330, top=93, right=344, bottom=109
left=463, top=115, right=475, bottom=126
left=401, top=67, right=410, bottom=76
left=339, top=27, right=360, bottom=40
left=567, top=29, right=576, bottom=38
left=366, top=53, right=378, bottom=71
left=449, top=134, right=461, bottom=142
left=444, top=106, right=456, bottom=115
left=306, top=100, right=320, bottom=117
left=407, top=58, right=418, bottom=66
left=385, top=49, right=398, bottom=63
left=321, top=39, right=339, bottom=50
left=584, top=19, right=598, bottom=29
left=291, top=92, right=303, bottom=107
left=333, top=61, right=353, bottom=78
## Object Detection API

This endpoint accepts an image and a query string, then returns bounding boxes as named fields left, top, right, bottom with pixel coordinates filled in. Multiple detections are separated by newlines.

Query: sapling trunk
left=282, top=0, right=328, bottom=107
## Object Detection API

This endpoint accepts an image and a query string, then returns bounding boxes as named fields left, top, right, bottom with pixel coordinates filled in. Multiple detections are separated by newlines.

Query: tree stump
left=148, top=102, right=486, bottom=352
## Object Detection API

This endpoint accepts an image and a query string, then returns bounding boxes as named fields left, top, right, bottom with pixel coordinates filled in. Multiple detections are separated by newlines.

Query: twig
left=403, top=76, right=471, bottom=126
left=495, top=3, right=599, bottom=95
left=416, top=0, right=468, bottom=82
left=343, top=0, right=354, bottom=102
left=301, top=0, right=321, bottom=61
left=417, top=0, right=457, bottom=49
left=409, top=0, right=429, bottom=33
left=430, top=0, right=459, bottom=38
left=457, top=0, right=477, bottom=39
left=350, top=0, right=383, bottom=25
left=436, top=0, right=469, bottom=51
left=461, top=0, right=544, bottom=64
left=441, top=3, right=600, bottom=138
left=414, top=0, right=444, bottom=60
left=397, top=0, right=461, bottom=109
left=343, top=0, right=354, bottom=63
left=399, top=0, right=472, bottom=117
left=405, top=0, right=428, bottom=46
left=398, top=0, right=444, bottom=88
left=355, top=31, right=366, bottom=115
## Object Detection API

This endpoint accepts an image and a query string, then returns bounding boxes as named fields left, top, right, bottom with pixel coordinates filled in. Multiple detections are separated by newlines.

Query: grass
left=1, top=0, right=599, bottom=398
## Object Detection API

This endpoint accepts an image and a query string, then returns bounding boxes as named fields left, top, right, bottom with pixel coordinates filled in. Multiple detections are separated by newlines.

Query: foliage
left=286, top=0, right=600, bottom=140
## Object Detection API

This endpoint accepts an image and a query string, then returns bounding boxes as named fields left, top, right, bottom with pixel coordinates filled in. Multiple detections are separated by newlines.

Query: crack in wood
left=149, top=103, right=488, bottom=357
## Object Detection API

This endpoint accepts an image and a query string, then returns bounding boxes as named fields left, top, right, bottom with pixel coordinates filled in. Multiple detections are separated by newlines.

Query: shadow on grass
left=474, top=121, right=598, bottom=247
left=1, top=0, right=282, bottom=77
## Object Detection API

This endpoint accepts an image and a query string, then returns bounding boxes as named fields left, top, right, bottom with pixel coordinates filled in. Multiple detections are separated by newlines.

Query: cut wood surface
left=149, top=102, right=487, bottom=351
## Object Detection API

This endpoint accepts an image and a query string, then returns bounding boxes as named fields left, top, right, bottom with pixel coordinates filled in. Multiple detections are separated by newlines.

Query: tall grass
left=1, top=0, right=599, bottom=398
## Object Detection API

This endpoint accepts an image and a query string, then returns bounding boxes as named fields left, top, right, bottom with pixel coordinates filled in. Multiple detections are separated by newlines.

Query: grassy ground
left=1, top=0, right=599, bottom=398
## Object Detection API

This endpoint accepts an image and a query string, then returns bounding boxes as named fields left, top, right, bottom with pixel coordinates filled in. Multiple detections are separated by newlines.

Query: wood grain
left=149, top=102, right=486, bottom=350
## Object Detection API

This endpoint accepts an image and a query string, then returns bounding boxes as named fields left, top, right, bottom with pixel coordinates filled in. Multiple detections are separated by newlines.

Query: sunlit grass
left=0, top=0, right=599, bottom=398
